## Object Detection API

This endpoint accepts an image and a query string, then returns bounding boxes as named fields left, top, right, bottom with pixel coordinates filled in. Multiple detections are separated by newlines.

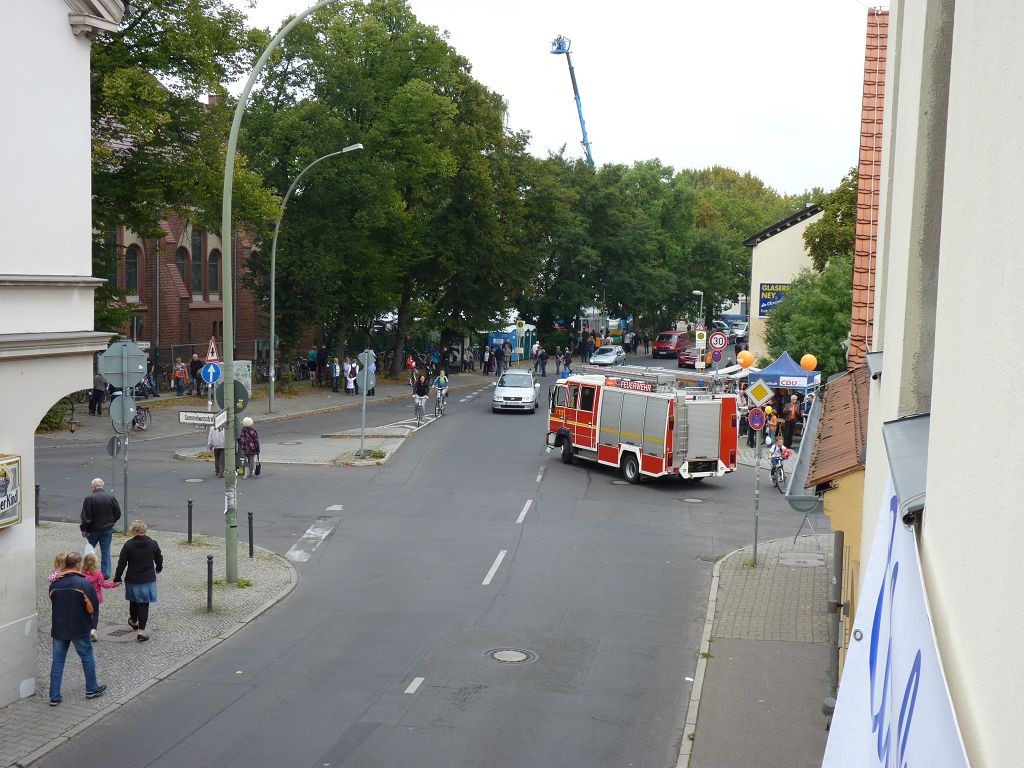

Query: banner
left=823, top=478, right=970, bottom=767
left=758, top=282, right=790, bottom=317
left=0, top=454, right=21, bottom=529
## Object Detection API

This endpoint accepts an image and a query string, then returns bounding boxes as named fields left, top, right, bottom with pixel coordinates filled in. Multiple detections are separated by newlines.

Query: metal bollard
left=35, top=483, right=40, bottom=527
left=247, top=511, right=254, bottom=559
left=207, top=555, right=213, bottom=612
left=188, top=499, right=193, bottom=543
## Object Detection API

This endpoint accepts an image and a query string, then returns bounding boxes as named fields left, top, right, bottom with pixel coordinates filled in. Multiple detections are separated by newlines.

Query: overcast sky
left=235, top=0, right=879, bottom=195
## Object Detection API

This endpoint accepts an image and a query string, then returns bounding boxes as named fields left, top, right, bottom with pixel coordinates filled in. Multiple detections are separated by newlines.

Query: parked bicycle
left=132, top=404, right=151, bottom=432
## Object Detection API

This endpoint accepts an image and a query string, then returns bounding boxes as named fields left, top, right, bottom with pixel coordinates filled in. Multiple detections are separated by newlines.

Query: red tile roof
left=805, top=365, right=870, bottom=488
left=849, top=9, right=888, bottom=370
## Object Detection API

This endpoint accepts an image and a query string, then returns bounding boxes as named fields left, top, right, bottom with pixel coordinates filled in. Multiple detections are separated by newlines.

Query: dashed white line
left=482, top=550, right=508, bottom=585
left=515, top=500, right=532, bottom=524
left=404, top=676, right=424, bottom=694
left=325, top=504, right=344, bottom=512
left=285, top=517, right=338, bottom=562
left=536, top=466, right=545, bottom=483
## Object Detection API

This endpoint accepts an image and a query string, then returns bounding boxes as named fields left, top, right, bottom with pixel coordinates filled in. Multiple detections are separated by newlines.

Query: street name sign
left=179, top=411, right=216, bottom=427
left=215, top=409, right=228, bottom=430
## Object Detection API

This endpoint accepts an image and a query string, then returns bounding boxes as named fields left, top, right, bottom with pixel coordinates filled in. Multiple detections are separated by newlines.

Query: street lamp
left=692, top=289, right=703, bottom=326
left=268, top=143, right=363, bottom=414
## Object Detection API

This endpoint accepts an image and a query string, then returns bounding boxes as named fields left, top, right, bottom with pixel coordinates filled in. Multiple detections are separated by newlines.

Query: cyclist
left=431, top=369, right=450, bottom=410
left=412, top=374, right=430, bottom=424
left=769, top=435, right=789, bottom=483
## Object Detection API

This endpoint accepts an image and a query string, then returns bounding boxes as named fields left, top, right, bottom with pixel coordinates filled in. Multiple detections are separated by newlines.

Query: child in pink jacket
left=82, top=552, right=120, bottom=641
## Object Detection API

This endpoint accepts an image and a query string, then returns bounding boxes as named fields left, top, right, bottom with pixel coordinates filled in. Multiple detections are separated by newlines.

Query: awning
left=882, top=413, right=929, bottom=516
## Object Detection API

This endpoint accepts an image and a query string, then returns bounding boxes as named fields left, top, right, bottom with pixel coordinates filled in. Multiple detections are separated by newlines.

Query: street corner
left=173, top=446, right=209, bottom=462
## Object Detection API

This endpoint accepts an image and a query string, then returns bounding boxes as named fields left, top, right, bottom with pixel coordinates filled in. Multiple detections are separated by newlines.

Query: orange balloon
left=800, top=354, right=817, bottom=372
left=737, top=350, right=754, bottom=369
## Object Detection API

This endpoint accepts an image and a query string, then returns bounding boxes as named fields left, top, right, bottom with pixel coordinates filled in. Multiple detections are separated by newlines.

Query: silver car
left=492, top=371, right=541, bottom=413
left=589, top=345, right=626, bottom=365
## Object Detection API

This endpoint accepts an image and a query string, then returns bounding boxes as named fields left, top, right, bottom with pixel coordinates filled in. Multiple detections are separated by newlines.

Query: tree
left=803, top=167, right=857, bottom=272
left=91, top=0, right=279, bottom=331
left=762, top=253, right=853, bottom=379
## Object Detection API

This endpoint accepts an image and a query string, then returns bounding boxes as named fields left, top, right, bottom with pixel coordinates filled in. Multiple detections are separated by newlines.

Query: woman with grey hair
left=113, top=520, right=162, bottom=642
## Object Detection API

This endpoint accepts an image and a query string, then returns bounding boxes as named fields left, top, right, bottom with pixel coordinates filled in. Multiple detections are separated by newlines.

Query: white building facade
left=854, top=1, right=1024, bottom=764
left=0, top=1, right=122, bottom=706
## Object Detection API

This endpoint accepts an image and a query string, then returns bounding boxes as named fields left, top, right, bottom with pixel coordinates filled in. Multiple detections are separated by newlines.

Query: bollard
left=35, top=483, right=40, bottom=527
left=207, top=555, right=213, bottom=612
left=188, top=499, right=193, bottom=543
left=247, top=511, right=254, bottom=559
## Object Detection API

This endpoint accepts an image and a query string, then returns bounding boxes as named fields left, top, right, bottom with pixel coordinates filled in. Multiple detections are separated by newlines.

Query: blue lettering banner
left=758, top=283, right=790, bottom=317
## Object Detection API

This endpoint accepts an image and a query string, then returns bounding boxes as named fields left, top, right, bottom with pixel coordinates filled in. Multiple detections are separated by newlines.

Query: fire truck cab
left=545, top=365, right=739, bottom=484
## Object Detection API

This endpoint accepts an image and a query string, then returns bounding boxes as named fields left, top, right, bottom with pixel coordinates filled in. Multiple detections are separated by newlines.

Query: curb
left=16, top=542, right=298, bottom=768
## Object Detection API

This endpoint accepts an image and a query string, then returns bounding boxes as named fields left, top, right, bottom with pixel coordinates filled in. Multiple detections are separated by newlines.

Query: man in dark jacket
left=49, top=551, right=106, bottom=705
left=80, top=478, right=121, bottom=578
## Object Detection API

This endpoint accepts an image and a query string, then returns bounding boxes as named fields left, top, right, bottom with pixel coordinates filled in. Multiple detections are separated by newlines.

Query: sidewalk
left=0, top=523, right=295, bottom=768
left=679, top=534, right=832, bottom=768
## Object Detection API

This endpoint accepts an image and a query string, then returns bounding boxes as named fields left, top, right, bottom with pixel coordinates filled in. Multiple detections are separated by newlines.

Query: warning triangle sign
left=205, top=336, right=221, bottom=363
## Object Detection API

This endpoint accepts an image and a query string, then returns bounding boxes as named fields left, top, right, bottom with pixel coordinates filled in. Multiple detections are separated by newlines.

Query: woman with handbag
left=238, top=417, right=261, bottom=478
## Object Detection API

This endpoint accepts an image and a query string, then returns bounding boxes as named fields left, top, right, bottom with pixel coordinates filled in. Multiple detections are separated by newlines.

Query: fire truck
left=545, top=365, right=739, bottom=483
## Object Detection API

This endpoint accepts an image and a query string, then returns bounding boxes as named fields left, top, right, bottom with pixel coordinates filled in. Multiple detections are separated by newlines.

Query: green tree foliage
left=91, top=0, right=279, bottom=331
left=763, top=253, right=853, bottom=379
left=803, top=167, right=858, bottom=272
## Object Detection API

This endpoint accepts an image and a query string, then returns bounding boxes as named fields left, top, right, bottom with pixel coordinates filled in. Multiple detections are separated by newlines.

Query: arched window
left=175, top=247, right=187, bottom=281
left=208, top=249, right=221, bottom=296
left=125, top=245, right=139, bottom=296
left=191, top=228, right=204, bottom=297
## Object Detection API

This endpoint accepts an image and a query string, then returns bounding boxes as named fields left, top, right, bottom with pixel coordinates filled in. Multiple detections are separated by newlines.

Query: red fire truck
left=545, top=365, right=739, bottom=483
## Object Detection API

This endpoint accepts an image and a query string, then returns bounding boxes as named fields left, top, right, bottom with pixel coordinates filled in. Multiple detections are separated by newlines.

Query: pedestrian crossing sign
left=205, top=336, right=221, bottom=363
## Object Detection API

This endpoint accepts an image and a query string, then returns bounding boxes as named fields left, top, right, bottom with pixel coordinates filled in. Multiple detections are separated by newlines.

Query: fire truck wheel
left=560, top=438, right=574, bottom=464
left=621, top=453, right=640, bottom=484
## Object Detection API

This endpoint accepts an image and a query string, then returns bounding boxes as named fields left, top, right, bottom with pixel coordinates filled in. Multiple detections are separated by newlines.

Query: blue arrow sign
left=201, top=362, right=222, bottom=385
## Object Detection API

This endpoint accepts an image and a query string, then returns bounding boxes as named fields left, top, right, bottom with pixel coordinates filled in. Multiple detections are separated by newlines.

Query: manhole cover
left=108, top=628, right=133, bottom=637
left=184, top=478, right=204, bottom=483
left=611, top=480, right=628, bottom=485
left=282, top=441, right=302, bottom=445
left=779, top=552, right=826, bottom=567
left=683, top=498, right=703, bottom=503
left=485, top=648, right=537, bottom=664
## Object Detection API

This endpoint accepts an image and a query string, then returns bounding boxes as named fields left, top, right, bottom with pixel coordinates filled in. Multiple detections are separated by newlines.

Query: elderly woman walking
left=114, top=520, right=163, bottom=642
left=238, top=416, right=261, bottom=478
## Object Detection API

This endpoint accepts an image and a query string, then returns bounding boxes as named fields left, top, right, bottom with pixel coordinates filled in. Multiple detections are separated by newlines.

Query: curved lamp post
left=269, top=143, right=363, bottom=415
left=220, top=0, right=342, bottom=582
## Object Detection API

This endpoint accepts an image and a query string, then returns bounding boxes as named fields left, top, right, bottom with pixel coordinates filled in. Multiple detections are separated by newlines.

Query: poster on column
left=0, top=454, right=22, bottom=529
left=822, top=477, right=969, bottom=767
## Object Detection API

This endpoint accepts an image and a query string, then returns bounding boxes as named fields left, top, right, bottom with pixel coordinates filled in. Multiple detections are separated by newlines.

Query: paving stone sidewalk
left=0, top=522, right=295, bottom=768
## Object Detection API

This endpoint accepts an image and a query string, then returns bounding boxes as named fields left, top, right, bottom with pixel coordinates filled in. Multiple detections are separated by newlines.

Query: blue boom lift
left=550, top=35, right=595, bottom=167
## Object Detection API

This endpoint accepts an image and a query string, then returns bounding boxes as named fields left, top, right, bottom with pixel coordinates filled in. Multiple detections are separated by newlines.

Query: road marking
left=536, top=466, right=545, bottom=483
left=404, top=677, right=424, bottom=694
left=515, top=500, right=532, bottom=524
left=285, top=517, right=338, bottom=562
left=325, top=504, right=344, bottom=512
left=482, top=550, right=508, bottom=585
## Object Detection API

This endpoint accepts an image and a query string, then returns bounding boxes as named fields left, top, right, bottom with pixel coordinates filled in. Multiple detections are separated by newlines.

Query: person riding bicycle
left=769, top=435, right=789, bottom=475
left=431, top=370, right=450, bottom=402
left=412, top=374, right=430, bottom=424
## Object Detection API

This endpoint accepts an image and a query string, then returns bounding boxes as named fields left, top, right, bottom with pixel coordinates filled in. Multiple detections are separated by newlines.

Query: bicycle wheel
left=134, top=408, right=151, bottom=431
left=776, top=464, right=786, bottom=493
left=439, top=395, right=446, bottom=417
left=433, top=398, right=440, bottom=418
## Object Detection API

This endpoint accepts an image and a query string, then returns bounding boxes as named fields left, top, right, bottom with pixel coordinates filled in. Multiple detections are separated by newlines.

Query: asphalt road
left=35, top=355, right=801, bottom=768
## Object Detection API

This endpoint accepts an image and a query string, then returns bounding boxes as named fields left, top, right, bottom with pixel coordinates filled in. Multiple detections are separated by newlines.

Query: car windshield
left=593, top=348, right=614, bottom=357
left=659, top=334, right=678, bottom=342
left=498, top=374, right=533, bottom=388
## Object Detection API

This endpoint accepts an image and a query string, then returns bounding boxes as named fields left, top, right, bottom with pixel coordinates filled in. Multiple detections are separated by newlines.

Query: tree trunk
left=390, top=292, right=412, bottom=376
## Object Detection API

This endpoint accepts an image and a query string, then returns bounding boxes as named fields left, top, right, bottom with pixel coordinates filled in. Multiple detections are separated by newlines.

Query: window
left=104, top=226, right=118, bottom=288
left=125, top=245, right=139, bottom=295
left=579, top=386, right=596, bottom=412
left=175, top=247, right=187, bottom=281
left=567, top=385, right=579, bottom=409
left=191, top=229, right=204, bottom=297
left=553, top=386, right=567, bottom=408
left=208, top=249, right=220, bottom=295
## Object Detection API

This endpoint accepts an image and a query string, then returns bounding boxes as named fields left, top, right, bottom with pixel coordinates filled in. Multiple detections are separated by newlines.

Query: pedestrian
left=172, top=357, right=188, bottom=396
left=554, top=346, right=563, bottom=375
left=406, top=353, right=416, bottom=386
left=343, top=357, right=352, bottom=393
left=783, top=394, right=800, bottom=447
left=351, top=357, right=360, bottom=395
left=238, top=416, right=261, bottom=478
left=48, top=551, right=106, bottom=705
left=482, top=346, right=491, bottom=375
left=188, top=354, right=203, bottom=396
left=207, top=424, right=225, bottom=477
left=367, top=356, right=376, bottom=396
left=765, top=405, right=779, bottom=444
left=532, top=341, right=541, bottom=373
left=331, top=357, right=341, bottom=392
left=307, top=347, right=318, bottom=381
left=345, top=361, right=356, bottom=395
left=89, top=371, right=107, bottom=415
left=538, top=346, right=549, bottom=377
left=503, top=341, right=513, bottom=370
left=47, top=552, right=71, bottom=583
left=495, top=345, right=505, bottom=377
left=81, top=552, right=120, bottom=642
left=80, top=478, right=121, bottom=579
left=644, top=333, right=651, bottom=355
left=737, top=382, right=750, bottom=437
left=113, top=519, right=162, bottom=642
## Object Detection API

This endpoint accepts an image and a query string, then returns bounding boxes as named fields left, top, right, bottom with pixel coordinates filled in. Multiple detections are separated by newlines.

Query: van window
left=659, top=333, right=678, bottom=343
left=579, top=386, right=596, bottom=412
left=567, top=385, right=579, bottom=409
left=553, top=386, right=567, bottom=408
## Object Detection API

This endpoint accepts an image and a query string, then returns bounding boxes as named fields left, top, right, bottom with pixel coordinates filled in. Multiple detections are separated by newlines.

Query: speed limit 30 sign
left=709, top=331, right=728, bottom=352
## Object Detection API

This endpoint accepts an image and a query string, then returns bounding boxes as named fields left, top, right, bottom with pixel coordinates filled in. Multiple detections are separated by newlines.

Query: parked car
left=677, top=346, right=702, bottom=367
left=730, top=321, right=748, bottom=342
left=590, top=345, right=626, bottom=366
left=492, top=371, right=541, bottom=413
left=710, top=320, right=735, bottom=341
left=652, top=331, right=688, bottom=358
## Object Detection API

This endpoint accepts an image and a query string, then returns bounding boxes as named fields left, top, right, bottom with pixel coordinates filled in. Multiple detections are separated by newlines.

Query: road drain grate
left=485, top=648, right=537, bottom=664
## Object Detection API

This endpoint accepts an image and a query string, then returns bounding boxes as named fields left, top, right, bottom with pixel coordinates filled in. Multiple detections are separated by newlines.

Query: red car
left=652, top=331, right=688, bottom=358
left=677, top=346, right=701, bottom=367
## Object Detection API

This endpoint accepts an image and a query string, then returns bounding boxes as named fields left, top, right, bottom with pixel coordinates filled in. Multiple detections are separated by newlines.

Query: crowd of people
left=48, top=480, right=163, bottom=706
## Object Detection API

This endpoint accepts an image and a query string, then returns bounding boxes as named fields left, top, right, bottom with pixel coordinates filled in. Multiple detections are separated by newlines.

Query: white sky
left=235, top=0, right=881, bottom=195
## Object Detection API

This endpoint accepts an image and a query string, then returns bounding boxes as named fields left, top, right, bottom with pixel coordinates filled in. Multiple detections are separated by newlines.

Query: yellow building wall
left=822, top=469, right=865, bottom=673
